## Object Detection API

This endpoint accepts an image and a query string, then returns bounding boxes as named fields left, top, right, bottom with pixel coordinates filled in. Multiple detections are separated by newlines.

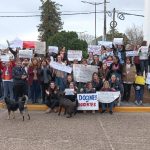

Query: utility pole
left=95, top=3, right=97, bottom=44
left=81, top=1, right=104, bottom=45
left=112, top=8, right=116, bottom=39
left=103, top=0, right=107, bottom=41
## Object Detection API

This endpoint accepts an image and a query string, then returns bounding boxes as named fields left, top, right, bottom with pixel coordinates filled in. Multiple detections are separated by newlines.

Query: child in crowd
left=134, top=72, right=145, bottom=105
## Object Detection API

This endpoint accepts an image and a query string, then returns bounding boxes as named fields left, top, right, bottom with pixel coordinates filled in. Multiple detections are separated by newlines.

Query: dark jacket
left=12, top=66, right=27, bottom=85
left=40, top=66, right=52, bottom=84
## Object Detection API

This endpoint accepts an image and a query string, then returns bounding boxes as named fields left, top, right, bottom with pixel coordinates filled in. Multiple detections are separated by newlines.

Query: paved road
left=0, top=109, right=150, bottom=150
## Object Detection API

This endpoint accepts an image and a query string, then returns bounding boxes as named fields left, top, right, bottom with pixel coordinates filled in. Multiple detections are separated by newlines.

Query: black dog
left=58, top=92, right=78, bottom=118
left=4, top=95, right=30, bottom=121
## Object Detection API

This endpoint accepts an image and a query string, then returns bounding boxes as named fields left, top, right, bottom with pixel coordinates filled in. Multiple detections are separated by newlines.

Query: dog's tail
left=22, top=95, right=28, bottom=105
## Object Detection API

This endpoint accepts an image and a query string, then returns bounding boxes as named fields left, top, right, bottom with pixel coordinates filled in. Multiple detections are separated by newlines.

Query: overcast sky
left=0, top=0, right=144, bottom=45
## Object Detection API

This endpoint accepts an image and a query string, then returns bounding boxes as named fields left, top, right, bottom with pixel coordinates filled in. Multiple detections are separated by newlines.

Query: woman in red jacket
left=28, top=58, right=41, bottom=103
left=1, top=61, right=14, bottom=99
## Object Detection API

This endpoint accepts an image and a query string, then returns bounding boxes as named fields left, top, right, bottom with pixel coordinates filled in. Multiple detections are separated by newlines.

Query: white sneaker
left=134, top=101, right=139, bottom=105
left=139, top=101, right=143, bottom=105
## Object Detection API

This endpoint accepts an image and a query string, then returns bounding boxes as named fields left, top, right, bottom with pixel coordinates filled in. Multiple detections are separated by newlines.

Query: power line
left=0, top=11, right=105, bottom=17
left=0, top=11, right=144, bottom=17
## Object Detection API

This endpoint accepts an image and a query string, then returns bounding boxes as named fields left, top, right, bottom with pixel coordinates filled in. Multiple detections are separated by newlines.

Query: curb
left=1, top=103, right=150, bottom=112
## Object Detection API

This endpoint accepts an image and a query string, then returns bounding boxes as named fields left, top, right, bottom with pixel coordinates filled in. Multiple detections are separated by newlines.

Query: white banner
left=98, top=41, right=113, bottom=48
left=19, top=50, right=33, bottom=58
left=88, top=45, right=101, bottom=55
left=35, top=41, right=46, bottom=54
left=0, top=55, right=10, bottom=62
left=50, top=61, right=72, bottom=74
left=97, top=91, right=120, bottom=103
left=67, top=50, right=82, bottom=61
left=64, top=89, right=74, bottom=95
left=9, top=38, right=23, bottom=49
left=77, top=93, right=99, bottom=110
left=146, top=73, right=150, bottom=84
left=126, top=51, right=138, bottom=57
left=73, top=64, right=98, bottom=83
left=48, top=46, right=59, bottom=54
left=113, top=38, right=123, bottom=45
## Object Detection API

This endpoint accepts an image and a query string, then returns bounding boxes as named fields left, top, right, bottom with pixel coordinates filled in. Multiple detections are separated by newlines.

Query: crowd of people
left=0, top=40, right=150, bottom=114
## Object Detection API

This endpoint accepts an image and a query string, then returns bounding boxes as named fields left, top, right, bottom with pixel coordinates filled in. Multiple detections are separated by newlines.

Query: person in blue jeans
left=101, top=81, right=116, bottom=114
left=134, top=72, right=145, bottom=105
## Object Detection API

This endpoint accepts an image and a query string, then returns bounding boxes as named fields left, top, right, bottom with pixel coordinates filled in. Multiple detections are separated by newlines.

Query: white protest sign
left=97, top=91, right=120, bottom=103
left=146, top=73, right=150, bottom=84
left=98, top=41, right=113, bottom=48
left=35, top=41, right=46, bottom=54
left=67, top=50, right=82, bottom=61
left=104, top=60, right=113, bottom=67
left=19, top=50, right=33, bottom=58
left=88, top=45, right=101, bottom=55
left=73, top=64, right=98, bottom=83
left=113, top=38, right=123, bottom=45
left=126, top=51, right=138, bottom=57
left=64, top=89, right=74, bottom=95
left=48, top=46, right=59, bottom=54
left=140, top=46, right=149, bottom=52
left=0, top=55, right=10, bottom=62
left=77, top=93, right=99, bottom=110
left=50, top=61, right=72, bottom=74
left=9, top=38, right=23, bottom=49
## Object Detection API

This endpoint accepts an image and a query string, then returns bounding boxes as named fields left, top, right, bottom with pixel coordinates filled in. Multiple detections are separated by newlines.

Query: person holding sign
left=45, top=82, right=59, bottom=113
left=138, top=41, right=150, bottom=77
left=114, top=44, right=126, bottom=65
left=53, top=55, right=66, bottom=91
left=101, top=81, right=116, bottom=114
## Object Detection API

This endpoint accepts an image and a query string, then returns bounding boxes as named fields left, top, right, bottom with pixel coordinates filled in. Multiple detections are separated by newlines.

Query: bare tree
left=125, top=24, right=143, bottom=45
left=78, top=33, right=95, bottom=45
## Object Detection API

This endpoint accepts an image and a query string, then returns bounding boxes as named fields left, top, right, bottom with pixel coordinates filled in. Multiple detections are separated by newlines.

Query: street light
left=81, top=1, right=103, bottom=44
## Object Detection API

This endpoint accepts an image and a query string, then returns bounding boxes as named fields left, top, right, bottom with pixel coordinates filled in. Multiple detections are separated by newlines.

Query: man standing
left=12, top=60, right=28, bottom=101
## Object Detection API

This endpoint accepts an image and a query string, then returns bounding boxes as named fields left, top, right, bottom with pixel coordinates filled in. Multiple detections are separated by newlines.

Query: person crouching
left=101, top=81, right=116, bottom=114
left=45, top=82, right=59, bottom=113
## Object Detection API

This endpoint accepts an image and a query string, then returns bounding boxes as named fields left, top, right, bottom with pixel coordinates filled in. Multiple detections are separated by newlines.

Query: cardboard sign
left=140, top=46, right=149, bottom=52
left=0, top=55, right=10, bottom=62
left=19, top=50, right=33, bottom=58
left=98, top=41, right=113, bottom=48
left=126, top=51, right=138, bottom=57
left=64, top=89, right=74, bottom=95
left=77, top=93, right=99, bottom=110
left=48, top=46, right=59, bottom=54
left=73, top=64, right=98, bottom=83
left=88, top=45, right=101, bottom=55
left=50, top=61, right=72, bottom=74
left=35, top=41, right=46, bottom=54
left=97, top=91, right=120, bottom=103
left=113, top=38, right=123, bottom=45
left=67, top=50, right=82, bottom=61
